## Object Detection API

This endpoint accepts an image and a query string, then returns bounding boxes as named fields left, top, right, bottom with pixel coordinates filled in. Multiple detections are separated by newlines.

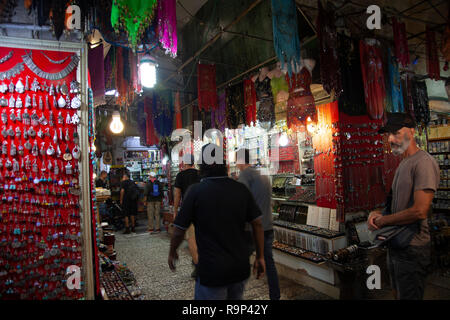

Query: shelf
left=428, top=137, right=450, bottom=142
left=273, top=220, right=345, bottom=239
left=272, top=243, right=325, bottom=264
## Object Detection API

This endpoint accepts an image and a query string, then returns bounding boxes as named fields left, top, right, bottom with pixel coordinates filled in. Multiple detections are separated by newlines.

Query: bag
left=151, top=182, right=160, bottom=197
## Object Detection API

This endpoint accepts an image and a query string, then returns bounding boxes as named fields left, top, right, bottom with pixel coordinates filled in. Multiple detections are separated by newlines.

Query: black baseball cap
left=378, top=113, right=416, bottom=134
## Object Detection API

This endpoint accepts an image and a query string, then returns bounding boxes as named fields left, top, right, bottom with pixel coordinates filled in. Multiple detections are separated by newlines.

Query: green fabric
left=271, top=75, right=289, bottom=99
left=111, top=0, right=157, bottom=50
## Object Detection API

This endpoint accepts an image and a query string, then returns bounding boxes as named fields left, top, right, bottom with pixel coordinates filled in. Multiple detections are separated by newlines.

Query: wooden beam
left=163, top=0, right=263, bottom=85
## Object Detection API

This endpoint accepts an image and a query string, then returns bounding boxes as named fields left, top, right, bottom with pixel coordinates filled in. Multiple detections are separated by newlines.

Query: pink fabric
left=157, top=0, right=177, bottom=57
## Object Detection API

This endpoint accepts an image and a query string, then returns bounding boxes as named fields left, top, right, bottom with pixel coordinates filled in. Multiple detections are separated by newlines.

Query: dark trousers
left=264, top=230, right=280, bottom=300
left=387, top=244, right=431, bottom=300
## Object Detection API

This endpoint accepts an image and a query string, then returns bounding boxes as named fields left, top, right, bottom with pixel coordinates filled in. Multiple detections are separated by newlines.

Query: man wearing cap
left=368, top=113, right=440, bottom=300
left=144, top=172, right=163, bottom=234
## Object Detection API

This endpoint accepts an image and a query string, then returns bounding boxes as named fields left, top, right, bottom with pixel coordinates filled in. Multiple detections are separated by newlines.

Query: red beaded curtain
left=313, top=101, right=339, bottom=210
left=426, top=26, right=441, bottom=81
left=197, top=63, right=218, bottom=111
left=0, top=47, right=83, bottom=299
left=243, top=79, right=256, bottom=126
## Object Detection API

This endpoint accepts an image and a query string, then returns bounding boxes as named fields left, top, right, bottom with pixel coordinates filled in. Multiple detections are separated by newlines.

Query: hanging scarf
left=392, top=17, right=410, bottom=68
left=197, top=63, right=218, bottom=111
left=104, top=49, right=113, bottom=89
left=137, top=100, right=147, bottom=146
left=88, top=44, right=105, bottom=107
left=244, top=79, right=257, bottom=126
left=157, top=0, right=177, bottom=57
left=387, top=47, right=405, bottom=113
left=426, top=26, right=441, bottom=80
left=226, top=83, right=245, bottom=129
left=270, top=0, right=301, bottom=76
left=174, top=92, right=182, bottom=129
left=145, top=96, right=159, bottom=146
left=211, top=91, right=227, bottom=132
left=317, top=0, right=342, bottom=97
left=111, top=0, right=158, bottom=51
left=411, top=80, right=430, bottom=126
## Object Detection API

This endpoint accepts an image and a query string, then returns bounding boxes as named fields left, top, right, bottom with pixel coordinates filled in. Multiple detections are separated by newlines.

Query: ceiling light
left=109, top=111, right=124, bottom=134
left=139, top=55, right=157, bottom=88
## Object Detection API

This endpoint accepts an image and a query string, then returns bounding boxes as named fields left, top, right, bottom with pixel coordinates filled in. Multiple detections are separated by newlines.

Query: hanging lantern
left=139, top=55, right=157, bottom=88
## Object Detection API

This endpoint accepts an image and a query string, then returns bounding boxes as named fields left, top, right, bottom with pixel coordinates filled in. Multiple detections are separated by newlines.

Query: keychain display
left=0, top=46, right=83, bottom=300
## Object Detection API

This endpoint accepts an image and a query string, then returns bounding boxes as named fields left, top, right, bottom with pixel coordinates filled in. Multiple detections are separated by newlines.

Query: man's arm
left=250, top=217, right=265, bottom=279
left=168, top=226, right=186, bottom=271
left=375, top=190, right=434, bottom=228
left=173, top=187, right=182, bottom=217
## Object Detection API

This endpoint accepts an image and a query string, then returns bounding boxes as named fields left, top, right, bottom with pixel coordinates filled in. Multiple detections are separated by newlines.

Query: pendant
left=0, top=97, right=7, bottom=106
left=10, top=142, right=16, bottom=156
left=57, top=112, right=63, bottom=124
left=15, top=110, right=21, bottom=122
left=15, top=127, right=21, bottom=138
left=25, top=75, right=29, bottom=91
left=18, top=145, right=24, bottom=156
left=9, top=110, right=15, bottom=121
left=71, top=95, right=81, bottom=109
left=49, top=112, right=54, bottom=126
left=65, top=163, right=73, bottom=175
left=56, top=145, right=61, bottom=158
left=9, top=96, right=15, bottom=108
left=39, top=96, right=43, bottom=110
left=47, top=144, right=55, bottom=156
left=24, top=141, right=31, bottom=150
left=72, top=146, right=80, bottom=160
left=16, top=78, right=24, bottom=93
left=32, top=94, right=37, bottom=108
left=53, top=130, right=57, bottom=144
left=61, top=82, right=68, bottom=95
left=31, top=78, right=40, bottom=92
left=65, top=95, right=71, bottom=108
left=71, top=113, right=80, bottom=125
left=1, top=110, right=6, bottom=123
left=63, top=146, right=72, bottom=161
left=65, top=129, right=70, bottom=141
left=40, top=143, right=46, bottom=156
left=2, top=141, right=7, bottom=154
left=1, top=126, right=6, bottom=138
left=45, top=95, right=49, bottom=109
left=31, top=141, right=38, bottom=156
left=54, top=161, right=59, bottom=175
left=0, top=82, right=6, bottom=93
left=57, top=96, right=66, bottom=108
left=28, top=127, right=36, bottom=137
left=16, top=96, right=22, bottom=108
left=73, top=131, right=79, bottom=145
left=59, top=128, right=63, bottom=141
left=37, top=128, right=43, bottom=138
left=7, top=126, right=14, bottom=136
left=39, top=114, right=48, bottom=126
left=30, top=110, right=39, bottom=126
left=53, top=96, right=57, bottom=108
left=44, top=128, right=50, bottom=137
left=65, top=112, right=71, bottom=124
left=13, top=159, right=19, bottom=172
left=8, top=81, right=14, bottom=93
left=25, top=95, right=31, bottom=108
left=49, top=84, right=55, bottom=96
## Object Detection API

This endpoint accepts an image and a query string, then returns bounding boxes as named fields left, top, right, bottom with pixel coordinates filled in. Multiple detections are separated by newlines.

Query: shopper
left=144, top=172, right=163, bottom=234
left=120, top=171, right=139, bottom=234
left=95, top=170, right=108, bottom=188
left=168, top=144, right=266, bottom=300
left=237, top=148, right=280, bottom=300
left=173, top=154, right=200, bottom=278
left=368, top=113, right=440, bottom=300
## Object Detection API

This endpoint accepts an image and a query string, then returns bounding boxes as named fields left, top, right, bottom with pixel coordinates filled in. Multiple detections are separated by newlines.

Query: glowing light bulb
left=139, top=55, right=157, bottom=88
left=279, top=132, right=289, bottom=147
left=109, top=111, right=124, bottom=134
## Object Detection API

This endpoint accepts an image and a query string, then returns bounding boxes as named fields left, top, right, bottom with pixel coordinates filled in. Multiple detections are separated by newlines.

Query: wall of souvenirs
left=0, top=46, right=85, bottom=299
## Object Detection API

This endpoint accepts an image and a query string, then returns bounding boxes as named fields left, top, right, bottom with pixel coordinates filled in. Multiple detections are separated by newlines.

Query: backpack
left=127, top=181, right=139, bottom=201
left=151, top=181, right=160, bottom=197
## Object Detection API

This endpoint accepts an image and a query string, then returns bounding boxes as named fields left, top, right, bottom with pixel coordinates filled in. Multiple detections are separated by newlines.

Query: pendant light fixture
left=109, top=111, right=124, bottom=134
left=139, top=55, right=157, bottom=88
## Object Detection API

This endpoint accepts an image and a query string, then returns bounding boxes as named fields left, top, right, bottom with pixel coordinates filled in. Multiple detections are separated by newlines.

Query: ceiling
left=176, top=0, right=209, bottom=29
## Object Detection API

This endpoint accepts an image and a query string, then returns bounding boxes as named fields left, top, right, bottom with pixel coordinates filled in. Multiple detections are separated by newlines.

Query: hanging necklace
left=21, top=51, right=80, bottom=80
left=40, top=51, right=71, bottom=64
left=0, top=62, right=24, bottom=80
left=0, top=50, right=13, bottom=64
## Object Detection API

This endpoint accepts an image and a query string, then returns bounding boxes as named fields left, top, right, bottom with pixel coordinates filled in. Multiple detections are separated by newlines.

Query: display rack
left=428, top=136, right=449, bottom=215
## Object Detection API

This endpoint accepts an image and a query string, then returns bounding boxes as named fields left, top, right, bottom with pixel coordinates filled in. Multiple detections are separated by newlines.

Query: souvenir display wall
left=0, top=47, right=83, bottom=299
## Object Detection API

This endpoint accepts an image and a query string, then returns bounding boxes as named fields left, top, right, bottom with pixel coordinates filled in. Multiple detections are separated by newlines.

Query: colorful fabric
left=411, top=80, right=430, bottom=126
left=111, top=0, right=157, bottom=50
left=197, top=63, right=218, bottom=111
left=271, top=75, right=289, bottom=101
left=359, top=40, right=386, bottom=120
left=387, top=48, right=405, bottom=113
left=392, top=17, right=410, bottom=68
left=426, top=26, right=441, bottom=80
left=226, top=83, right=245, bottom=129
left=271, top=0, right=301, bottom=76
left=157, top=0, right=177, bottom=57
left=244, top=79, right=257, bottom=126
left=88, top=44, right=105, bottom=107
left=145, top=96, right=159, bottom=146
left=211, top=91, right=227, bottom=132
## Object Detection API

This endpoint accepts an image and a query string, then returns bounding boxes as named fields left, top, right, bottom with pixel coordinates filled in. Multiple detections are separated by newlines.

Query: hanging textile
left=285, top=67, right=316, bottom=130
left=359, top=39, right=386, bottom=120
left=157, top=0, right=177, bottom=57
left=104, top=49, right=113, bottom=89
left=337, top=35, right=367, bottom=116
left=174, top=92, right=182, bottom=129
left=317, top=0, right=342, bottom=97
left=401, top=72, right=416, bottom=120
left=49, top=0, right=67, bottom=40
left=392, top=17, right=410, bottom=68
left=244, top=79, right=257, bottom=126
left=426, top=26, right=441, bottom=81
left=111, top=0, right=158, bottom=50
left=226, top=83, right=245, bottom=129
left=145, top=96, right=159, bottom=146
left=88, top=44, right=105, bottom=107
left=197, top=63, right=218, bottom=111
left=254, top=74, right=275, bottom=130
left=270, top=0, right=301, bottom=76
left=137, top=100, right=147, bottom=145
left=411, top=80, right=430, bottom=126
left=211, top=91, right=227, bottom=132
left=386, top=47, right=405, bottom=113
left=271, top=74, right=289, bottom=122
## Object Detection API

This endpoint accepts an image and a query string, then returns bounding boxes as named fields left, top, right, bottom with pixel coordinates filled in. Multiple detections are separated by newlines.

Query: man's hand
left=168, top=251, right=179, bottom=271
left=374, top=216, right=386, bottom=229
left=368, top=210, right=382, bottom=231
left=253, top=257, right=265, bottom=279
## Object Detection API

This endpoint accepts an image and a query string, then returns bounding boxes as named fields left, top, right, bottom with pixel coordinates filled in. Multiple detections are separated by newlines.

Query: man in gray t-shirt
left=237, top=148, right=280, bottom=300
left=368, top=113, right=440, bottom=300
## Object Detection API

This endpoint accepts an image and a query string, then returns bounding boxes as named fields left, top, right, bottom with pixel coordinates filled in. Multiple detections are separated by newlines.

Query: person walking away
left=368, top=113, right=440, bottom=300
left=173, top=154, right=200, bottom=278
left=168, top=144, right=266, bottom=300
left=237, top=148, right=280, bottom=300
left=144, top=172, right=163, bottom=234
left=120, top=171, right=139, bottom=234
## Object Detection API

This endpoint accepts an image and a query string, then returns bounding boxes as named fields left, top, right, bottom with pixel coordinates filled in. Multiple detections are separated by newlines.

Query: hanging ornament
left=53, top=96, right=57, bottom=108
left=0, top=82, right=6, bottom=93
left=15, top=127, right=21, bottom=138
left=22, top=52, right=80, bottom=80
left=61, top=81, right=68, bottom=95
left=16, top=78, right=24, bottom=93
left=25, top=95, right=31, bottom=108
left=40, top=143, right=46, bottom=156
left=56, top=145, right=62, bottom=158
left=49, top=84, right=55, bottom=96
left=53, top=161, right=59, bottom=175
left=16, top=96, right=22, bottom=108
left=31, top=78, right=40, bottom=92
left=39, top=96, right=43, bottom=110
left=28, top=127, right=36, bottom=138
left=71, top=95, right=81, bottom=109
left=9, top=110, right=15, bottom=122
left=0, top=96, right=7, bottom=106
left=57, top=96, right=66, bottom=108
left=0, top=62, right=24, bottom=81
left=2, top=141, right=7, bottom=154
left=59, top=128, right=63, bottom=141
left=18, top=145, right=24, bottom=156
left=53, top=130, right=57, bottom=144
left=65, top=128, right=70, bottom=141
left=72, top=146, right=80, bottom=160
left=16, top=110, right=21, bottom=122
left=63, top=145, right=72, bottom=161
left=45, top=95, right=49, bottom=109
left=58, top=112, right=63, bottom=124
left=7, top=125, right=14, bottom=136
left=39, top=114, right=48, bottom=126
left=56, top=83, right=60, bottom=94
left=31, top=141, right=38, bottom=156
left=1, top=110, right=7, bottom=124
left=30, top=111, right=39, bottom=126
left=65, top=162, right=73, bottom=175
left=70, top=80, right=80, bottom=94
left=25, top=75, right=30, bottom=91
left=37, top=128, right=43, bottom=138
left=32, top=94, right=37, bottom=108
left=8, top=81, right=14, bottom=93
left=22, top=110, right=30, bottom=125
left=47, top=144, right=55, bottom=156
left=1, top=125, right=6, bottom=138
left=71, top=113, right=80, bottom=125
left=65, top=112, right=71, bottom=124
left=73, top=131, right=79, bottom=145
left=8, top=96, right=15, bottom=108
left=13, top=159, right=19, bottom=172
left=44, top=128, right=50, bottom=137
left=24, top=141, right=31, bottom=150
left=49, top=113, right=54, bottom=126
left=10, top=142, right=16, bottom=156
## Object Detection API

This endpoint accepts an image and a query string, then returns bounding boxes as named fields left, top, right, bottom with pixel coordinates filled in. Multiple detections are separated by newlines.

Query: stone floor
left=113, top=218, right=450, bottom=300
left=113, top=219, right=331, bottom=300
